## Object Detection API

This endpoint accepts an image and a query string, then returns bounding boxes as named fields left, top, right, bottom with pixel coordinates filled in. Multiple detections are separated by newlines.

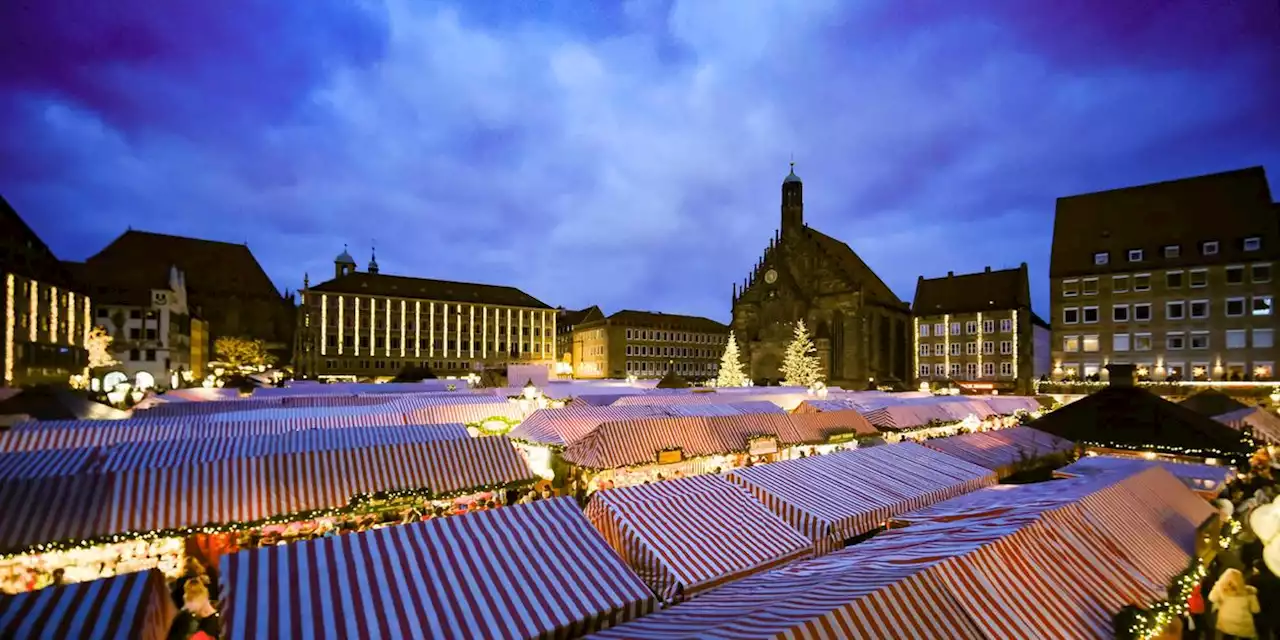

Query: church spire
left=368, top=241, right=380, bottom=275
left=781, top=160, right=804, bottom=235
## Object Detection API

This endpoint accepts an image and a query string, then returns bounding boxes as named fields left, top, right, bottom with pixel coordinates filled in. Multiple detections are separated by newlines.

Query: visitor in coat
left=171, top=557, right=218, bottom=608
left=167, top=577, right=221, bottom=640
left=1183, top=579, right=1206, bottom=640
left=1210, top=568, right=1261, bottom=639
left=1250, top=559, right=1280, bottom=640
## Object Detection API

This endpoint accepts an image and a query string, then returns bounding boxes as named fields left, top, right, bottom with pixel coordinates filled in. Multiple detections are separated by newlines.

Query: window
left=999, top=319, right=1012, bottom=332
left=1255, top=362, right=1274, bottom=380
left=1112, top=275, right=1129, bottom=293
left=982, top=362, right=995, bottom=377
left=1134, top=333, right=1152, bottom=351
left=145, top=349, right=156, bottom=361
left=966, top=363, right=978, bottom=378
left=1226, top=298, right=1246, bottom=317
left=934, top=344, right=945, bottom=356
left=1164, top=244, right=1180, bottom=258
left=1190, top=332, right=1209, bottom=350
left=1226, top=330, right=1247, bottom=350
left=950, top=363, right=960, bottom=377
left=1133, top=303, right=1151, bottom=322
left=1000, top=340, right=1012, bottom=354
left=129, top=328, right=141, bottom=339
left=1063, top=308, right=1079, bottom=324
left=933, top=323, right=944, bottom=336
left=1254, top=264, right=1272, bottom=283
left=1082, top=306, right=1099, bottom=323
left=1166, top=271, right=1183, bottom=289
left=950, top=343, right=961, bottom=356
left=96, top=308, right=108, bottom=318
left=1253, top=296, right=1274, bottom=317
left=1254, top=329, right=1274, bottom=349
left=1082, top=335, right=1100, bottom=352
left=1082, top=278, right=1098, bottom=295
left=129, top=310, right=141, bottom=320
left=950, top=323, right=961, bottom=335
left=934, top=364, right=946, bottom=376
left=1167, top=301, right=1185, bottom=320
left=1062, top=280, right=1079, bottom=297
left=1063, top=336, right=1080, bottom=352
left=128, top=348, right=140, bottom=361
left=918, top=344, right=929, bottom=356
left=982, top=320, right=995, bottom=333
left=965, top=342, right=977, bottom=355
left=1133, top=274, right=1150, bottom=291
left=1189, top=269, right=1207, bottom=287
left=1094, top=252, right=1109, bottom=265
left=1203, top=241, right=1219, bottom=255
left=965, top=321, right=978, bottom=334
left=919, top=364, right=930, bottom=378
left=983, top=341, right=994, bottom=355
left=1000, top=362, right=1013, bottom=376
left=1113, top=305, right=1129, bottom=322
left=1167, top=333, right=1185, bottom=350
left=1245, top=237, right=1261, bottom=251
left=1113, top=334, right=1130, bottom=351
left=1226, top=265, right=1245, bottom=285
left=1128, top=249, right=1143, bottom=262
left=626, top=329, right=633, bottom=339
left=1189, top=300, right=1209, bottom=319
left=919, top=324, right=930, bottom=337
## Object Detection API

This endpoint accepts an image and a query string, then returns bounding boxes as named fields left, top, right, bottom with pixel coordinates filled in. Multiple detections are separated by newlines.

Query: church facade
left=730, top=165, right=912, bottom=388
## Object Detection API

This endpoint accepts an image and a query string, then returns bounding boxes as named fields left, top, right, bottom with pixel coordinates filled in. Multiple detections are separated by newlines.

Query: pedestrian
left=51, top=568, right=66, bottom=587
left=1184, top=578, right=1206, bottom=639
left=1209, top=568, right=1260, bottom=639
left=166, top=577, right=221, bottom=640
left=540, top=486, right=553, bottom=500
left=1250, top=559, right=1280, bottom=640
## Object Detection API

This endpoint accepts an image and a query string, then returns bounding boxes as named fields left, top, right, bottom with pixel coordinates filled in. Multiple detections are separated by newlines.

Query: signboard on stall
left=826, top=432, right=857, bottom=445
left=748, top=437, right=779, bottom=456
left=657, top=448, right=684, bottom=465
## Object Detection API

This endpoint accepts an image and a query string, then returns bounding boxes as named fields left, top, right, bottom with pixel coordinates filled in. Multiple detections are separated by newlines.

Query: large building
left=0, top=196, right=89, bottom=386
left=1049, top=167, right=1280, bottom=382
left=79, top=231, right=294, bottom=362
left=295, top=249, right=556, bottom=379
left=912, top=264, right=1050, bottom=394
left=555, top=305, right=604, bottom=371
left=731, top=164, right=912, bottom=387
left=564, top=309, right=727, bottom=380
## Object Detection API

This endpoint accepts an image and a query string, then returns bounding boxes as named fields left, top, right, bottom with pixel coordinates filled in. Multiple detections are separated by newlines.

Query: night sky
left=3, top=1, right=1277, bottom=322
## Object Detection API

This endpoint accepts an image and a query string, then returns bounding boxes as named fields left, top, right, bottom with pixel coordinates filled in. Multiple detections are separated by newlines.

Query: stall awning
left=920, top=427, right=1075, bottom=475
left=1213, top=406, right=1280, bottom=443
left=561, top=413, right=811, bottom=470
left=508, top=406, right=666, bottom=447
left=584, top=475, right=811, bottom=602
left=0, top=569, right=175, bottom=640
left=1055, top=454, right=1235, bottom=498
left=222, top=497, right=655, bottom=639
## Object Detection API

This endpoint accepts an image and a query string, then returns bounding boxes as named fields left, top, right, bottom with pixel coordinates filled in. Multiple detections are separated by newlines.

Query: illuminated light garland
left=1078, top=437, right=1258, bottom=467
left=337, top=295, right=344, bottom=355
left=1115, top=559, right=1209, bottom=640
left=28, top=280, right=37, bottom=341
left=50, top=285, right=58, bottom=342
left=320, top=294, right=327, bottom=356
left=82, top=295, right=90, bottom=347
left=4, top=275, right=13, bottom=385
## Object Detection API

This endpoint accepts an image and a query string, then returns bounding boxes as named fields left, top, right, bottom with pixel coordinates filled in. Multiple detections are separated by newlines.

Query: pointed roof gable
left=84, top=230, right=280, bottom=302
left=0, top=195, right=80, bottom=289
left=913, top=265, right=1030, bottom=315
left=802, top=228, right=905, bottom=307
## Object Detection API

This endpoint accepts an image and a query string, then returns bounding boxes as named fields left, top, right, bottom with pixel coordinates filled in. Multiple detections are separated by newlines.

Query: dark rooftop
left=913, top=264, right=1030, bottom=315
left=0, top=195, right=81, bottom=290
left=310, top=271, right=551, bottom=309
left=604, top=310, right=728, bottom=333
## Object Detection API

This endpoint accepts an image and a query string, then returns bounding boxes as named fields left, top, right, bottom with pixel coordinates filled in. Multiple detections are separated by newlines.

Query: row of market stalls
left=919, top=427, right=1077, bottom=478
left=0, top=568, right=175, bottom=640
left=590, top=465, right=1217, bottom=639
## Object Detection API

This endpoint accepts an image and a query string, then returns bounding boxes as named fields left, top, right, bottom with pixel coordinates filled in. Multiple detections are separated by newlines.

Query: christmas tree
left=781, top=320, right=823, bottom=387
left=715, top=331, right=749, bottom=387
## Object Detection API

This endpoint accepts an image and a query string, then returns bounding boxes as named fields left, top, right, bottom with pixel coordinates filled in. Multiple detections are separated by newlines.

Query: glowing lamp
left=1193, top=366, right=1206, bottom=378
left=1251, top=503, right=1280, bottom=544
left=1136, top=366, right=1149, bottom=377
left=522, top=382, right=539, bottom=401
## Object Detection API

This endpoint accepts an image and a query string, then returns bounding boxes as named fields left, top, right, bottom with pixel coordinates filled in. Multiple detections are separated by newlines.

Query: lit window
left=933, top=323, right=944, bottom=335
left=919, top=324, right=930, bottom=337
left=1082, top=335, right=1100, bottom=352
left=982, top=362, right=995, bottom=377
left=919, top=364, right=930, bottom=378
left=999, top=319, right=1012, bottom=332
left=1134, top=333, right=1152, bottom=351
left=1000, top=362, right=1013, bottom=376
left=1254, top=362, right=1273, bottom=380
left=1253, top=296, right=1274, bottom=317
left=1062, top=336, right=1080, bottom=352
left=1113, top=334, right=1130, bottom=351
left=1128, top=249, right=1143, bottom=262
left=950, top=323, right=961, bottom=335
left=1094, top=252, right=1109, bottom=265
left=1226, top=330, right=1247, bottom=350
left=1244, top=237, right=1261, bottom=251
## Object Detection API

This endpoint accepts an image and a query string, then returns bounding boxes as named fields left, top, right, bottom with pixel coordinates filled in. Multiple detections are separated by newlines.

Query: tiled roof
left=84, top=230, right=280, bottom=302
left=310, top=271, right=551, bottom=309
left=0, top=195, right=81, bottom=289
left=803, top=228, right=905, bottom=307
left=912, top=264, right=1030, bottom=315
left=558, top=306, right=603, bottom=327
left=605, top=310, right=728, bottom=332
left=1050, top=166, right=1277, bottom=278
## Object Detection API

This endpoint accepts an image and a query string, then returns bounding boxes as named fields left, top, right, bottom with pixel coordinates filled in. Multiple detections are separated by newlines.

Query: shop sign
left=957, top=382, right=996, bottom=390
left=826, top=432, right=857, bottom=445
left=748, top=437, right=779, bottom=456
left=657, top=448, right=684, bottom=465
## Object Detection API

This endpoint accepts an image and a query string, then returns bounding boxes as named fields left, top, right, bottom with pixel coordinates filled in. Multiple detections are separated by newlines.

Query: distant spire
left=368, top=240, right=380, bottom=275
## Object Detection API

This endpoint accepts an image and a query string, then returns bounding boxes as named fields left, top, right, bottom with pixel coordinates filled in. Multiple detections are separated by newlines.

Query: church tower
left=368, top=246, right=380, bottom=275
left=334, top=244, right=356, bottom=278
left=781, top=162, right=803, bottom=236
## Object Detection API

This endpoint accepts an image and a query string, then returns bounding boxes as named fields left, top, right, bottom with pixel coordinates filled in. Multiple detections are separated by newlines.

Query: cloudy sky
left=3, top=0, right=1278, bottom=322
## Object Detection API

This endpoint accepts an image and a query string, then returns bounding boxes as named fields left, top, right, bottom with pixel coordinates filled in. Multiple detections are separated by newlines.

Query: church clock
left=764, top=269, right=778, bottom=284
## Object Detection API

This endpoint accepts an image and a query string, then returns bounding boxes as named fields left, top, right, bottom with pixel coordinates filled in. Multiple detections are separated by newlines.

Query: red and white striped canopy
left=221, top=497, right=656, bottom=640
left=611, top=392, right=809, bottom=411
left=787, top=410, right=880, bottom=442
left=1214, top=406, right=1280, bottom=443
left=859, top=405, right=956, bottom=430
left=726, top=443, right=997, bottom=554
left=0, top=569, right=175, bottom=640
left=508, top=406, right=667, bottom=447
left=562, top=414, right=812, bottom=470
left=584, top=474, right=811, bottom=602
left=921, top=427, right=1075, bottom=475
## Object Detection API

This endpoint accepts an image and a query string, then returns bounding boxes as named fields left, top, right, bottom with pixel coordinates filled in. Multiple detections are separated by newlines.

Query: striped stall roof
left=659, top=402, right=787, bottom=418
left=1213, top=406, right=1280, bottom=443
left=921, top=427, right=1076, bottom=475
left=0, top=473, right=114, bottom=555
left=983, top=395, right=1043, bottom=415
left=859, top=404, right=955, bottom=431
left=788, top=410, right=880, bottom=443
left=0, top=569, right=176, bottom=640
left=591, top=467, right=1202, bottom=640
left=584, top=475, right=811, bottom=602
left=1055, top=455, right=1235, bottom=497
left=611, top=392, right=810, bottom=412
left=507, top=406, right=667, bottom=447
left=929, top=398, right=997, bottom=420
left=726, top=443, right=997, bottom=554
left=221, top=497, right=656, bottom=640
left=562, top=414, right=808, bottom=470
left=0, top=448, right=96, bottom=480
left=790, top=398, right=860, bottom=414
left=402, top=399, right=526, bottom=426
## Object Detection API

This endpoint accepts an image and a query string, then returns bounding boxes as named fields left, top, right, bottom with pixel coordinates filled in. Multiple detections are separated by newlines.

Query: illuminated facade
left=0, top=195, right=89, bottom=386
left=568, top=309, right=728, bottom=380
left=296, top=250, right=555, bottom=379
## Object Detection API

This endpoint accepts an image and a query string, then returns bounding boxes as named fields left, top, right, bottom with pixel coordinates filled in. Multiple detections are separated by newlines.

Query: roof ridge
left=1056, top=166, right=1267, bottom=202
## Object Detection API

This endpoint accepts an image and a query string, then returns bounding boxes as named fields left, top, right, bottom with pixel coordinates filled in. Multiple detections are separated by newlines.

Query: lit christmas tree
left=781, top=320, right=823, bottom=387
left=715, top=331, right=749, bottom=387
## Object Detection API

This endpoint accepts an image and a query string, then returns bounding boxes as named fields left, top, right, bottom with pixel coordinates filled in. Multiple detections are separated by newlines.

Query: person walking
left=167, top=577, right=221, bottom=640
left=1210, top=568, right=1261, bottom=639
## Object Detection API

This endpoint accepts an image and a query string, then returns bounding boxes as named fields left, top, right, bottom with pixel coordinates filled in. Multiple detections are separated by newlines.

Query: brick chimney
left=1106, top=363, right=1136, bottom=388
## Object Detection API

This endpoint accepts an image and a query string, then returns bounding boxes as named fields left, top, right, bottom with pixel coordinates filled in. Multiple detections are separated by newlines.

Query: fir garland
left=1113, top=558, right=1208, bottom=640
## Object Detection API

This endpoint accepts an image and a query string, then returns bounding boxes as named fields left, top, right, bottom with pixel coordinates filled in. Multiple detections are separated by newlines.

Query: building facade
left=566, top=310, right=727, bottom=380
left=556, top=306, right=603, bottom=373
left=912, top=264, right=1049, bottom=394
left=731, top=164, right=912, bottom=387
left=0, top=196, right=89, bottom=386
left=1049, top=167, right=1280, bottom=382
left=295, top=250, right=556, bottom=379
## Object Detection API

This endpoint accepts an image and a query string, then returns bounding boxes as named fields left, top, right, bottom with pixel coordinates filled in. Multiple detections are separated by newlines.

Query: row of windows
left=1061, top=328, right=1274, bottom=353
left=97, top=308, right=159, bottom=321
left=917, top=362, right=1013, bottom=378
left=322, top=359, right=478, bottom=371
left=1058, top=362, right=1273, bottom=382
left=1063, top=264, right=1271, bottom=296
left=326, top=336, right=551, bottom=353
left=1062, top=296, right=1274, bottom=324
left=624, top=328, right=725, bottom=344
left=918, top=341, right=1015, bottom=356
left=1091, top=238, right=1262, bottom=266
left=626, top=360, right=719, bottom=375
left=327, top=317, right=547, bottom=336
left=625, top=345, right=719, bottom=358
left=918, top=318, right=1014, bottom=337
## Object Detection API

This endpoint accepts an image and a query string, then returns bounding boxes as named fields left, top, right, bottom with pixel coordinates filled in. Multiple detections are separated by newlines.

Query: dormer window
left=1164, top=245, right=1180, bottom=258
left=1244, top=237, right=1261, bottom=251
left=1203, top=241, right=1219, bottom=255
left=1093, top=251, right=1109, bottom=265
left=1128, top=249, right=1143, bottom=262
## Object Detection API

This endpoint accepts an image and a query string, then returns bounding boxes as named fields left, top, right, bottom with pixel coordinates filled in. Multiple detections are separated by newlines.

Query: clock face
left=764, top=269, right=778, bottom=284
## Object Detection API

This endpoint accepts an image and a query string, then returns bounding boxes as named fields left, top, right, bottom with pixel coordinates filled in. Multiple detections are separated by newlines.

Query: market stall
left=220, top=497, right=657, bottom=639
left=1054, top=454, right=1236, bottom=499
left=0, top=569, right=176, bottom=640
left=584, top=475, right=811, bottom=602
left=1212, top=405, right=1280, bottom=444
left=920, top=427, right=1076, bottom=477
